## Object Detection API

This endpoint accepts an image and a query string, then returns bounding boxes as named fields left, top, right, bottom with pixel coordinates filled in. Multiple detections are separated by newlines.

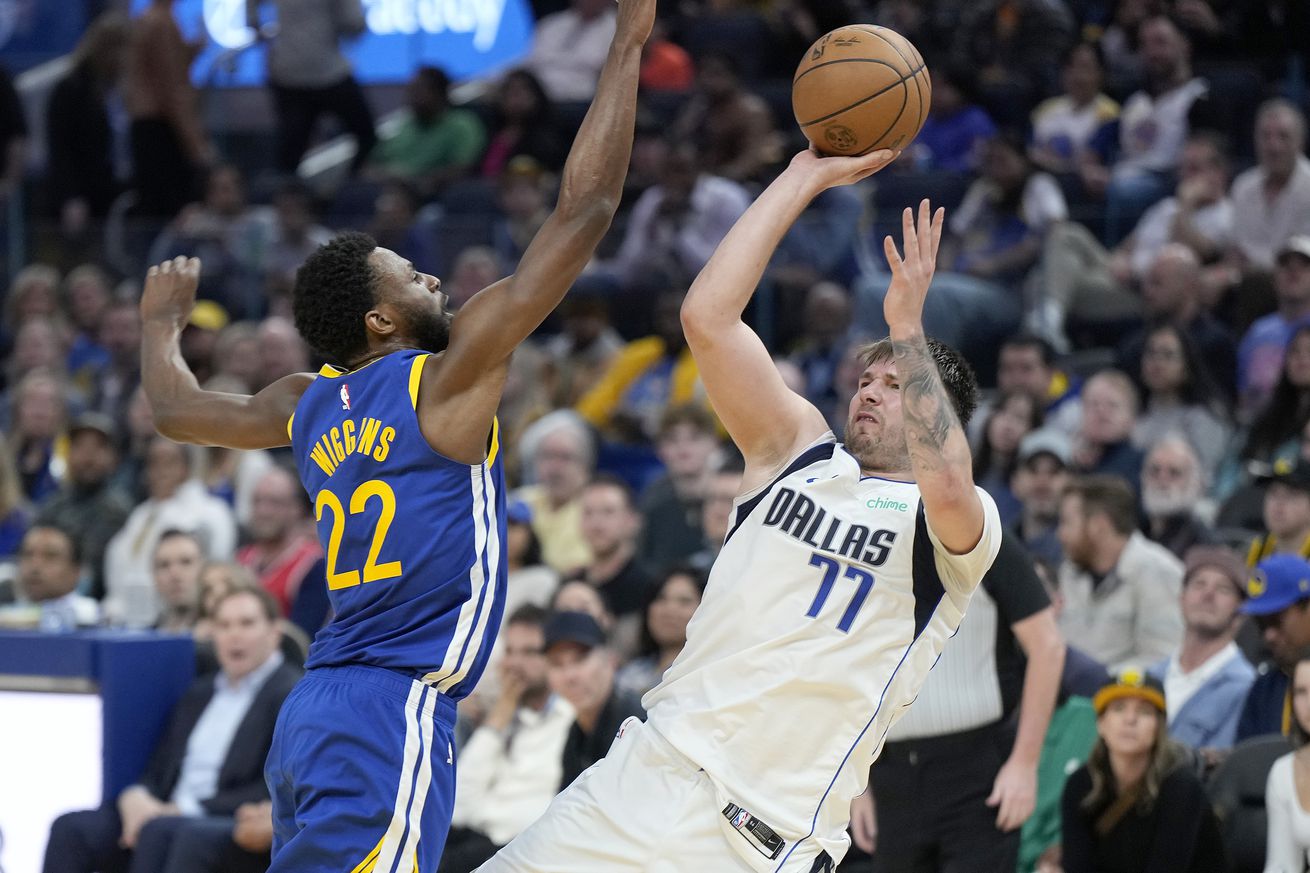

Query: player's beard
left=413, top=307, right=453, bottom=354
left=845, top=415, right=911, bottom=476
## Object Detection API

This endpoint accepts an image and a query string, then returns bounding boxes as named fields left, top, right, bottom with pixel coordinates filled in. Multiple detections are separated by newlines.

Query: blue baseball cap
left=544, top=610, right=606, bottom=652
left=506, top=500, right=533, bottom=525
left=1242, top=554, right=1310, bottom=616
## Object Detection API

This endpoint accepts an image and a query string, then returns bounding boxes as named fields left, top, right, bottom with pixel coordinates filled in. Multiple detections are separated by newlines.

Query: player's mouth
left=854, top=411, right=878, bottom=424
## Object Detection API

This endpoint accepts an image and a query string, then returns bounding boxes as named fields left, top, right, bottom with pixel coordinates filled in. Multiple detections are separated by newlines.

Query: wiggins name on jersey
left=642, top=435, right=1001, bottom=868
left=289, top=349, right=506, bottom=700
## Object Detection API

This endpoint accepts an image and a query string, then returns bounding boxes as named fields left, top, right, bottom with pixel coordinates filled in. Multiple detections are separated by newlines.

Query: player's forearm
left=141, top=321, right=209, bottom=442
left=551, top=37, right=645, bottom=230
left=683, top=171, right=813, bottom=331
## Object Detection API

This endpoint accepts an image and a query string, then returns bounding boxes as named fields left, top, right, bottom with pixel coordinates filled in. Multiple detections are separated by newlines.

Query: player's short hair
left=293, top=231, right=379, bottom=364
left=855, top=338, right=980, bottom=428
left=1063, top=475, right=1138, bottom=535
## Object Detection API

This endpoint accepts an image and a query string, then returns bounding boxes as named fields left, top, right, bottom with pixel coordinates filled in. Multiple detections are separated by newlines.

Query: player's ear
left=364, top=306, right=396, bottom=337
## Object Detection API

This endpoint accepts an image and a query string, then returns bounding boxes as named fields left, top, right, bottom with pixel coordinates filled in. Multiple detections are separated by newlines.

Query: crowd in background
left=5, top=0, right=1310, bottom=871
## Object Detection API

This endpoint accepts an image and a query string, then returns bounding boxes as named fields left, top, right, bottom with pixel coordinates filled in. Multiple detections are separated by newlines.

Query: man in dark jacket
left=43, top=586, right=302, bottom=873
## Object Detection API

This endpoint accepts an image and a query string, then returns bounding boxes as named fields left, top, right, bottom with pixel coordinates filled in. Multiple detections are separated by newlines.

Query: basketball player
left=476, top=155, right=1002, bottom=873
left=136, top=0, right=656, bottom=867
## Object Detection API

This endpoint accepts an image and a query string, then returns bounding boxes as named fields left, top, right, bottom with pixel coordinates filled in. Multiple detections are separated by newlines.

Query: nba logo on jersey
left=340, top=384, right=352, bottom=411
left=732, top=810, right=750, bottom=829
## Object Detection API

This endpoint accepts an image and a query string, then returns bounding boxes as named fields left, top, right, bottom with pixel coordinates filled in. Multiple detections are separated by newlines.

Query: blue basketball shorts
left=265, top=664, right=458, bottom=873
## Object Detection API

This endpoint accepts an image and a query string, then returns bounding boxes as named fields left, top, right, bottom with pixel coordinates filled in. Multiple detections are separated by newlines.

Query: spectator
left=670, top=51, right=782, bottom=184
left=575, top=289, right=709, bottom=443
left=236, top=466, right=321, bottom=620
left=0, top=62, right=25, bottom=207
left=1238, top=236, right=1310, bottom=415
left=688, top=452, right=744, bottom=574
left=973, top=390, right=1043, bottom=525
left=123, top=0, right=210, bottom=219
left=8, top=371, right=69, bottom=504
left=865, top=530, right=1065, bottom=872
left=563, top=475, right=653, bottom=642
left=1011, top=429, right=1072, bottom=567
left=978, top=334, right=1079, bottom=442
left=1236, top=555, right=1310, bottom=741
left=1072, top=370, right=1147, bottom=490
left=443, top=247, right=505, bottom=311
left=1150, top=545, right=1254, bottom=751
left=502, top=501, right=559, bottom=619
left=0, top=432, right=27, bottom=563
left=604, top=145, right=751, bottom=291
left=43, top=586, right=301, bottom=872
left=1247, top=459, right=1310, bottom=569
left=951, top=0, right=1073, bottom=124
left=1059, top=669, right=1226, bottom=873
left=1092, top=15, right=1210, bottom=244
left=1038, top=135, right=1235, bottom=351
left=1227, top=100, right=1310, bottom=277
left=542, top=294, right=623, bottom=408
left=254, top=316, right=312, bottom=392
left=1115, top=244, right=1239, bottom=402
left=1130, top=323, right=1231, bottom=480
left=514, top=411, right=595, bottom=574
left=1029, top=42, right=1119, bottom=179
left=369, top=66, right=487, bottom=196
left=210, top=322, right=263, bottom=394
left=1237, top=325, right=1310, bottom=477
left=103, top=436, right=237, bottom=628
left=64, top=264, right=115, bottom=378
left=637, top=18, right=694, bottom=94
left=152, top=528, right=204, bottom=633
left=521, top=0, right=617, bottom=102
left=367, top=180, right=438, bottom=275
left=549, top=579, right=617, bottom=641
left=1139, top=436, right=1216, bottom=561
left=788, top=281, right=857, bottom=416
left=910, top=63, right=997, bottom=174
left=637, top=404, right=721, bottom=573
left=442, top=605, right=574, bottom=873
left=89, top=298, right=142, bottom=433
left=7, top=318, right=72, bottom=396
left=543, top=610, right=644, bottom=789
left=249, top=0, right=376, bottom=175
left=250, top=182, right=333, bottom=308
left=480, top=69, right=567, bottom=179
left=0, top=524, right=99, bottom=630
left=615, top=566, right=706, bottom=698
left=194, top=561, right=258, bottom=644
left=492, top=158, right=552, bottom=270
left=1057, top=475, right=1184, bottom=670
left=45, top=12, right=129, bottom=240
left=1263, top=647, right=1310, bottom=871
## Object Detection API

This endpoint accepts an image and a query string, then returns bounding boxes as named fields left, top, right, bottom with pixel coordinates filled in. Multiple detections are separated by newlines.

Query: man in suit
left=43, top=585, right=302, bottom=873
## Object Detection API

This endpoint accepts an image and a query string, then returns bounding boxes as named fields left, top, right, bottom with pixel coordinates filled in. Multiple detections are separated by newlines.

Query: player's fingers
left=930, top=207, right=945, bottom=259
left=902, top=207, right=917, bottom=261
left=917, top=199, right=932, bottom=262
left=883, top=234, right=902, bottom=269
left=147, top=264, right=159, bottom=277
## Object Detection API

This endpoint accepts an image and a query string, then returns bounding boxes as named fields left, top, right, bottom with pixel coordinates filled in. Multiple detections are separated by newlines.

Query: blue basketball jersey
left=289, top=349, right=505, bottom=700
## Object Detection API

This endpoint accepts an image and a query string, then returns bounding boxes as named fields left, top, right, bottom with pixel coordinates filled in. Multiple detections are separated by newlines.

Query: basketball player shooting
left=474, top=151, right=1002, bottom=873
left=135, top=0, right=656, bottom=867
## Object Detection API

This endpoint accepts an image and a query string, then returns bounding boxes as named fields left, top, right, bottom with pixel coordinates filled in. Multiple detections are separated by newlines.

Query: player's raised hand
left=788, top=147, right=899, bottom=194
left=613, top=0, right=657, bottom=47
left=882, top=199, right=944, bottom=332
left=140, top=256, right=202, bottom=331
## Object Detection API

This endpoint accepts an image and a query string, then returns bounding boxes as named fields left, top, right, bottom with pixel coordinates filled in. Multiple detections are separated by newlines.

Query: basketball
left=792, top=25, right=932, bottom=157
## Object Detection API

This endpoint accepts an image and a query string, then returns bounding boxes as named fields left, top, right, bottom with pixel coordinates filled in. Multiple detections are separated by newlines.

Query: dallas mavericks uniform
left=267, top=349, right=505, bottom=872
left=481, top=435, right=999, bottom=873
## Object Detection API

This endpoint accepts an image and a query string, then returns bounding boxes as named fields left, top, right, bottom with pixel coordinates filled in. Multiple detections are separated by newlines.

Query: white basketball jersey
left=643, top=435, right=1001, bottom=867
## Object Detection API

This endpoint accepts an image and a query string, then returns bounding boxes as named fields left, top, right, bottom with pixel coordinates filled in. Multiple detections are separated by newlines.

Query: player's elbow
left=679, top=295, right=726, bottom=342
left=555, top=185, right=620, bottom=232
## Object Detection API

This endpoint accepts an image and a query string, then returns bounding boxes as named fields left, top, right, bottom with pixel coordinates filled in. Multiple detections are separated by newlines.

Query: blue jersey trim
left=911, top=504, right=947, bottom=641
left=725, top=442, right=836, bottom=545
left=450, top=470, right=495, bottom=690
left=394, top=684, right=430, bottom=873
left=773, top=635, right=920, bottom=871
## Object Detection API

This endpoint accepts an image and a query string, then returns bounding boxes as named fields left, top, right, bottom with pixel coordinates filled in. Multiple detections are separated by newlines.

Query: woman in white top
left=1265, top=649, right=1310, bottom=872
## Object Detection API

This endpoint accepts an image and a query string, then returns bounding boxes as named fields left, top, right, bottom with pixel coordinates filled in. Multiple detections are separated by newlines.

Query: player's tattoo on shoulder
left=891, top=335, right=957, bottom=470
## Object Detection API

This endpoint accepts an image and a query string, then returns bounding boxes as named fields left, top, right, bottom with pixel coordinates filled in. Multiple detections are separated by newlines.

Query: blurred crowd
left=6, top=0, right=1310, bottom=871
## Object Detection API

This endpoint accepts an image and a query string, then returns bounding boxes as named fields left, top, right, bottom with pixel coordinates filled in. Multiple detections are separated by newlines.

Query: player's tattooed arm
left=891, top=334, right=964, bottom=474
left=883, top=201, right=984, bottom=553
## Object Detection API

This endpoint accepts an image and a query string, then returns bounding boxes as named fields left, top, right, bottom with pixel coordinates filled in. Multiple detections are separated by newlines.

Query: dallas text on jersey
left=762, top=486, right=900, bottom=566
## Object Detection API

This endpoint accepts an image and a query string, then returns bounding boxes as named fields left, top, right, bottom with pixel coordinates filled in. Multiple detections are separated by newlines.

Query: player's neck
left=858, top=465, right=913, bottom=483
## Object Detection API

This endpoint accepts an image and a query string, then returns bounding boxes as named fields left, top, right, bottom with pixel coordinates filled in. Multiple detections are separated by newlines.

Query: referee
left=853, top=529, right=1065, bottom=872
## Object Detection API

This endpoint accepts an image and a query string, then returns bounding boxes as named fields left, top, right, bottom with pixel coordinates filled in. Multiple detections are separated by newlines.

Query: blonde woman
left=1264, top=647, right=1310, bottom=872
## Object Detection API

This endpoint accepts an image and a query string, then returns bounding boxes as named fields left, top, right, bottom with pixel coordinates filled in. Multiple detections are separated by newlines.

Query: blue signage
left=0, top=0, right=87, bottom=74
left=130, top=0, right=535, bottom=87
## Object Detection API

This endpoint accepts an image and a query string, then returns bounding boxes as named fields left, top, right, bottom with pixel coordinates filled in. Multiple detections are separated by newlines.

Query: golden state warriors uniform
left=267, top=349, right=505, bottom=872
left=479, top=435, right=1000, bottom=873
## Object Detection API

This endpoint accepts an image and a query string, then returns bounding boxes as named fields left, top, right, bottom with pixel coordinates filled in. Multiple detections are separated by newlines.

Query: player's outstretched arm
left=681, top=148, right=897, bottom=477
left=141, top=256, right=311, bottom=450
left=884, top=201, right=984, bottom=554
left=437, top=0, right=654, bottom=388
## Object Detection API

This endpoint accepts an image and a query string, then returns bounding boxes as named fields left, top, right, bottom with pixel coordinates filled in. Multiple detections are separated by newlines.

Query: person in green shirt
left=369, top=66, right=487, bottom=196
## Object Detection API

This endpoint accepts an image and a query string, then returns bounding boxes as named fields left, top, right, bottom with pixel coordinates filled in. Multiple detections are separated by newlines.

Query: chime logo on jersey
left=340, top=384, right=352, bottom=411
